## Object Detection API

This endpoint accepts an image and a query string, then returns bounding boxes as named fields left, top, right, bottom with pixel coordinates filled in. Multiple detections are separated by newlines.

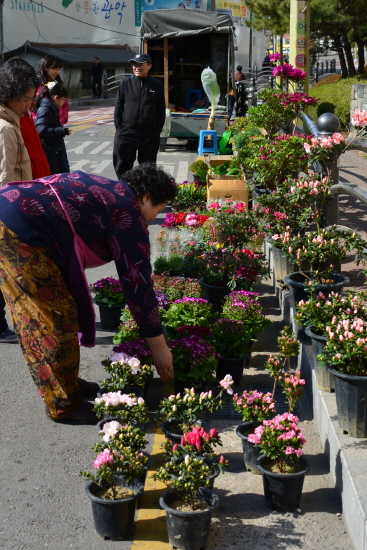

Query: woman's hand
left=146, top=334, right=174, bottom=382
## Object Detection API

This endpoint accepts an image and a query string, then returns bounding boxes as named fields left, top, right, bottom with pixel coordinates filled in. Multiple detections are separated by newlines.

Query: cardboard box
left=207, top=176, right=249, bottom=205
left=196, top=155, right=234, bottom=167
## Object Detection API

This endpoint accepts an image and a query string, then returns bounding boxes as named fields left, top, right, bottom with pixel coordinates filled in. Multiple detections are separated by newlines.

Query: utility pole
left=289, top=0, right=310, bottom=94
left=248, top=10, right=253, bottom=69
left=0, top=0, right=4, bottom=66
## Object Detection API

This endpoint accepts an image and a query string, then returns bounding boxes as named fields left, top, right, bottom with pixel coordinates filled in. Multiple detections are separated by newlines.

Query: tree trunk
left=342, top=33, right=356, bottom=76
left=335, top=37, right=349, bottom=79
left=355, top=37, right=365, bottom=74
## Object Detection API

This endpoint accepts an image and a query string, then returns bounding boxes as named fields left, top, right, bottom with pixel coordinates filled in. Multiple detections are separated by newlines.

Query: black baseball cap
left=129, top=53, right=152, bottom=64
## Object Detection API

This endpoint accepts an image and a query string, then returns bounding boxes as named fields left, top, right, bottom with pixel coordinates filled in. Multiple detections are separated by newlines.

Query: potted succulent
left=157, top=380, right=233, bottom=443
left=93, top=392, right=149, bottom=424
left=209, top=318, right=252, bottom=384
left=319, top=317, right=367, bottom=437
left=249, top=412, right=309, bottom=512
left=155, top=456, right=220, bottom=550
left=234, top=389, right=275, bottom=474
left=100, top=352, right=153, bottom=394
left=90, top=277, right=125, bottom=330
left=81, top=436, right=147, bottom=540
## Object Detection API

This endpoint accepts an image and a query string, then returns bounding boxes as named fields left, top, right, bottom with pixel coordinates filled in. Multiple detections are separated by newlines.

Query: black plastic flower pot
left=257, top=455, right=310, bottom=512
left=85, top=476, right=143, bottom=540
left=235, top=421, right=262, bottom=474
left=199, top=277, right=230, bottom=313
left=159, top=488, right=219, bottom=550
left=328, top=368, right=367, bottom=437
left=216, top=356, right=246, bottom=385
left=97, top=302, right=125, bottom=330
left=160, top=419, right=210, bottom=444
left=305, top=326, right=334, bottom=392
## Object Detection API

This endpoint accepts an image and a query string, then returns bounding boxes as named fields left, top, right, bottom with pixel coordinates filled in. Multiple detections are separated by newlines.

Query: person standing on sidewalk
left=113, top=53, right=166, bottom=179
left=92, top=57, right=103, bottom=99
left=0, top=58, right=38, bottom=343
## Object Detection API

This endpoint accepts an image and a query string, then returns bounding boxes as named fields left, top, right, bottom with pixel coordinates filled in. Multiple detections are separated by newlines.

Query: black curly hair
left=0, top=58, right=38, bottom=105
left=36, top=55, right=63, bottom=86
left=123, top=162, right=177, bottom=205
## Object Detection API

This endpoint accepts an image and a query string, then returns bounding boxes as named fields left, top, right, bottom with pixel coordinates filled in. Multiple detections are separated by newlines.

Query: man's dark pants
left=92, top=79, right=102, bottom=97
left=113, top=127, right=161, bottom=179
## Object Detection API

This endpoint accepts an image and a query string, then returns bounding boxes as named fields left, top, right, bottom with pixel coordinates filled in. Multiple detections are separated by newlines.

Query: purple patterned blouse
left=0, top=171, right=162, bottom=343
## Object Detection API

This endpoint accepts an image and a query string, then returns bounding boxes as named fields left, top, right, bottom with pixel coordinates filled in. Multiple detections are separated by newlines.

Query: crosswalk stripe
left=90, top=160, right=112, bottom=173
left=69, top=159, right=91, bottom=171
left=88, top=141, right=111, bottom=155
left=68, top=141, right=95, bottom=154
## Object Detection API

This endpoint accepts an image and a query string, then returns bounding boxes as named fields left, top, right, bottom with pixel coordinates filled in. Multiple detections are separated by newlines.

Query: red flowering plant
left=248, top=412, right=306, bottom=473
left=162, top=211, right=210, bottom=229
left=169, top=333, right=220, bottom=386
left=208, top=206, right=263, bottom=251
left=233, top=390, right=275, bottom=422
left=272, top=63, right=306, bottom=88
left=182, top=242, right=269, bottom=290
left=152, top=274, right=201, bottom=301
left=90, top=277, right=125, bottom=307
left=274, top=92, right=318, bottom=134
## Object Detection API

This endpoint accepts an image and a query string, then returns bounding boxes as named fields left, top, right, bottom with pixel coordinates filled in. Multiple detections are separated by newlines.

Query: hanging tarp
left=140, top=9, right=233, bottom=40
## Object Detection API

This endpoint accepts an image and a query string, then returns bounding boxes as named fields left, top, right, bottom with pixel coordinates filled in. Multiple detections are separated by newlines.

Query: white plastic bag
left=201, top=67, right=220, bottom=130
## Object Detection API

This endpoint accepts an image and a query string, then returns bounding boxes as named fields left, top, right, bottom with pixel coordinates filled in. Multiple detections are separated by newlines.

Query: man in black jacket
left=92, top=57, right=103, bottom=99
left=113, top=53, right=166, bottom=179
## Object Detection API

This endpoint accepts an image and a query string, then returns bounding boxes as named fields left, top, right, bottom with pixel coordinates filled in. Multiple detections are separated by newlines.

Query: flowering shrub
left=170, top=334, right=219, bottom=385
left=303, top=133, right=346, bottom=169
left=162, top=211, right=210, bottom=229
left=90, top=277, right=125, bottom=307
left=172, top=181, right=207, bottom=212
left=248, top=412, right=306, bottom=473
left=222, top=290, right=271, bottom=337
left=233, top=390, right=275, bottom=422
left=101, top=352, right=153, bottom=391
left=278, top=372, right=305, bottom=412
left=112, top=339, right=152, bottom=364
left=160, top=297, right=217, bottom=338
left=245, top=134, right=311, bottom=190
left=182, top=243, right=269, bottom=290
left=152, top=274, right=201, bottom=301
left=96, top=421, right=147, bottom=450
left=209, top=318, right=252, bottom=358
left=208, top=207, right=261, bottom=250
left=272, top=64, right=306, bottom=84
left=273, top=226, right=367, bottom=283
left=157, top=383, right=233, bottom=429
left=319, top=318, right=367, bottom=375
left=94, top=391, right=149, bottom=423
left=80, top=446, right=149, bottom=499
left=152, top=455, right=214, bottom=509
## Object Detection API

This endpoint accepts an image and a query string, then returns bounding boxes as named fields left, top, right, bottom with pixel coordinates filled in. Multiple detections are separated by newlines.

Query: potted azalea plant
left=81, top=434, right=147, bottom=540
left=281, top=226, right=366, bottom=304
left=234, top=389, right=275, bottom=474
left=249, top=412, right=309, bottom=512
left=155, top=455, right=220, bottom=550
left=100, top=351, right=153, bottom=394
left=157, top=378, right=233, bottom=443
left=90, top=277, right=125, bottom=330
left=318, top=317, right=367, bottom=437
left=93, top=392, right=149, bottom=424
left=295, top=290, right=367, bottom=391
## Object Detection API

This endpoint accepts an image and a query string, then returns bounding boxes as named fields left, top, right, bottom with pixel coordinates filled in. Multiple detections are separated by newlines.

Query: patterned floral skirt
left=0, top=221, right=82, bottom=419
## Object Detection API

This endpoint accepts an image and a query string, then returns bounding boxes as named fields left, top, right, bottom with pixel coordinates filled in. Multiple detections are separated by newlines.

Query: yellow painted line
left=69, top=115, right=114, bottom=126
left=68, top=123, right=96, bottom=133
left=132, top=382, right=174, bottom=549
